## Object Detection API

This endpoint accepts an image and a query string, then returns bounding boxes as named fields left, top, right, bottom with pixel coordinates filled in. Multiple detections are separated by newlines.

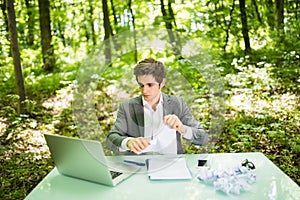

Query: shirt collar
left=142, top=92, right=163, bottom=108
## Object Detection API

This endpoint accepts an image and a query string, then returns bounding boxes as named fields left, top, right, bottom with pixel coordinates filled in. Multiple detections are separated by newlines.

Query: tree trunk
left=52, top=3, right=66, bottom=47
left=57, top=21, right=66, bottom=47
left=38, top=0, right=55, bottom=71
left=1, top=0, right=9, bottom=36
left=239, top=0, right=251, bottom=53
left=251, top=0, right=262, bottom=24
left=25, top=0, right=35, bottom=46
left=160, top=0, right=181, bottom=57
left=102, top=0, right=113, bottom=65
left=6, top=0, right=27, bottom=114
left=266, top=0, right=275, bottom=30
left=88, top=0, right=96, bottom=46
left=223, top=0, right=236, bottom=52
left=128, top=0, right=137, bottom=62
left=275, top=0, right=284, bottom=42
left=110, top=0, right=118, bottom=27
left=296, top=1, right=299, bottom=20
left=168, top=0, right=177, bottom=28
left=276, top=0, right=284, bottom=31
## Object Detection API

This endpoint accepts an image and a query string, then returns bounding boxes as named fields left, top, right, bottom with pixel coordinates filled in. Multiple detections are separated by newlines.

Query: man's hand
left=164, top=114, right=186, bottom=133
left=127, top=137, right=150, bottom=154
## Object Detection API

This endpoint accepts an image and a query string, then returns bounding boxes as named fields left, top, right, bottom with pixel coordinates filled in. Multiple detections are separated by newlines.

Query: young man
left=106, top=58, right=208, bottom=154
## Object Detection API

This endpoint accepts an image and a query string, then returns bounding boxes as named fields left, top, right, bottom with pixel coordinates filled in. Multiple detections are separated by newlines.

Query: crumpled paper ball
left=196, top=166, right=256, bottom=194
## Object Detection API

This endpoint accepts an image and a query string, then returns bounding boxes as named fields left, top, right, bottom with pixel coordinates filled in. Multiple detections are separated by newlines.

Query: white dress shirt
left=121, top=93, right=193, bottom=153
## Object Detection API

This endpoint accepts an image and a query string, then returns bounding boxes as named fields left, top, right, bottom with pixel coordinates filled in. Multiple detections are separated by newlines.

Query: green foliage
left=0, top=114, right=54, bottom=199
left=270, top=50, right=300, bottom=94
left=0, top=148, right=54, bottom=199
left=25, top=65, right=78, bottom=100
left=52, top=107, right=78, bottom=137
left=185, top=49, right=300, bottom=187
left=209, top=112, right=300, bottom=184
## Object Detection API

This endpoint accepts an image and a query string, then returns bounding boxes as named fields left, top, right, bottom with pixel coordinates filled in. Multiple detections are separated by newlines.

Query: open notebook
left=146, top=157, right=192, bottom=180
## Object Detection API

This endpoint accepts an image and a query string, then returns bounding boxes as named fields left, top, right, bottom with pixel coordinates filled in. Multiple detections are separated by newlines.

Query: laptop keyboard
left=110, top=171, right=123, bottom=179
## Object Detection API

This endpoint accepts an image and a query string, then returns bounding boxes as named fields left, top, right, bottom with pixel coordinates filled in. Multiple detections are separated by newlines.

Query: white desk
left=25, top=152, right=300, bottom=200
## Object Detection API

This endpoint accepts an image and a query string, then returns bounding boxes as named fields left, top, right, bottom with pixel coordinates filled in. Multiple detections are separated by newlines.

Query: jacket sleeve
left=106, top=102, right=128, bottom=152
left=177, top=97, right=208, bottom=146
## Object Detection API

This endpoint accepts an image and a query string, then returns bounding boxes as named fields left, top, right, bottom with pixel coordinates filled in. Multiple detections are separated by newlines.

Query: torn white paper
left=139, top=124, right=177, bottom=154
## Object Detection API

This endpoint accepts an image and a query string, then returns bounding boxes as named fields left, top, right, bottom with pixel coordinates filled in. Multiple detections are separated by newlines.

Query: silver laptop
left=44, top=134, right=140, bottom=186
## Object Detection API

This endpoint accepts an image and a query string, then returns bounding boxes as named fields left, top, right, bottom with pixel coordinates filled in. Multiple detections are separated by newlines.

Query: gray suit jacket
left=106, top=93, right=208, bottom=154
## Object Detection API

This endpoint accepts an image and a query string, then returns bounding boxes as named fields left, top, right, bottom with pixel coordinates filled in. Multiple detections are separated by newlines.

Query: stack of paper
left=146, top=157, right=192, bottom=180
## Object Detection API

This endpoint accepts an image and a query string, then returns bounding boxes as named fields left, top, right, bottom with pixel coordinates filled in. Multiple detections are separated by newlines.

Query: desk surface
left=25, top=152, right=299, bottom=200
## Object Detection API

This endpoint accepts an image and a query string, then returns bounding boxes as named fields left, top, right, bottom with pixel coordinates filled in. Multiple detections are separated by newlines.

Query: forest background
left=0, top=0, right=299, bottom=199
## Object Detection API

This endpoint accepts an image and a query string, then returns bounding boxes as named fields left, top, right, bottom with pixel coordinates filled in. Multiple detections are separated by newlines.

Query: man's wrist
left=179, top=125, right=187, bottom=134
left=121, top=137, right=132, bottom=150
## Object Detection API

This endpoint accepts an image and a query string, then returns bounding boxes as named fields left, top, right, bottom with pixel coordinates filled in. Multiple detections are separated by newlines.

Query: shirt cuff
left=182, top=126, right=193, bottom=140
left=120, top=137, right=132, bottom=151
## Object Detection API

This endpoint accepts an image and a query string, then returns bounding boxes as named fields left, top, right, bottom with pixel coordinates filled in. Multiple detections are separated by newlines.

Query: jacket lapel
left=131, top=96, right=144, bottom=137
left=162, top=93, right=173, bottom=116
left=131, top=93, right=173, bottom=137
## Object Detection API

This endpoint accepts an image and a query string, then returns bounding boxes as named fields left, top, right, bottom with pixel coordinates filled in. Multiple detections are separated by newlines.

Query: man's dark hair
left=133, top=58, right=166, bottom=84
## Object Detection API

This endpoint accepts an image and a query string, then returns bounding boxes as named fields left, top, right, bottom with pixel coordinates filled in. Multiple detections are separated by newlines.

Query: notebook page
left=147, top=157, right=192, bottom=180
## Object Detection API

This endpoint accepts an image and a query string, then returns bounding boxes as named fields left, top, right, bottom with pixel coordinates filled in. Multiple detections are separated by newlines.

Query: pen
left=123, top=160, right=146, bottom=166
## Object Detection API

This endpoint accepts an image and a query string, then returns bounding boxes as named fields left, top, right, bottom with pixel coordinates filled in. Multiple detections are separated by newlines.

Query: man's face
left=137, top=74, right=163, bottom=104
